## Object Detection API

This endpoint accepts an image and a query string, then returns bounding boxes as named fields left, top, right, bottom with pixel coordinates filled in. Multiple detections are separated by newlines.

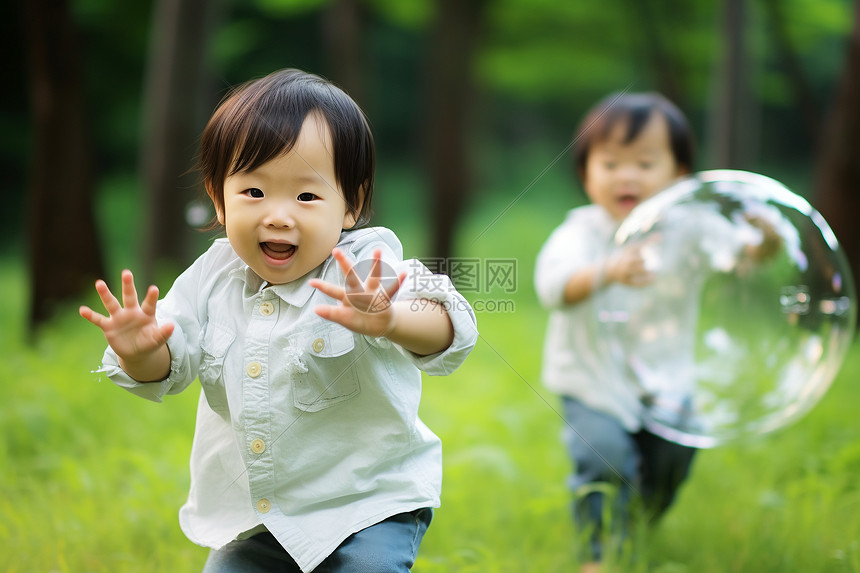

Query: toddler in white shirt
left=80, top=68, right=478, bottom=572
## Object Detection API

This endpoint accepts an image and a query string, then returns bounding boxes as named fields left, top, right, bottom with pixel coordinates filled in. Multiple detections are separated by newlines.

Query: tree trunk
left=322, top=0, right=365, bottom=104
left=709, top=0, right=756, bottom=169
left=424, top=0, right=485, bottom=262
left=761, top=0, right=820, bottom=144
left=815, top=0, right=860, bottom=279
left=25, top=0, right=104, bottom=332
left=140, top=0, right=214, bottom=283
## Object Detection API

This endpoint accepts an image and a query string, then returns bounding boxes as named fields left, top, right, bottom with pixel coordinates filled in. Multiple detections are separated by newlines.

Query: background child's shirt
left=100, top=227, right=478, bottom=572
left=535, top=204, right=748, bottom=432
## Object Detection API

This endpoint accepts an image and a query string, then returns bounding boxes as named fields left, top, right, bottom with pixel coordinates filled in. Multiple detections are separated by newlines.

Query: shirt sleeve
left=534, top=208, right=602, bottom=310
left=346, top=228, right=478, bottom=376
left=392, top=258, right=478, bottom=376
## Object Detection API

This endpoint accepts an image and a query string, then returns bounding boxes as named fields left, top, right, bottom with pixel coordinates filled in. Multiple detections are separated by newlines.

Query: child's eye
left=244, top=188, right=264, bottom=198
left=604, top=162, right=617, bottom=170
left=297, top=192, right=318, bottom=202
left=639, top=162, right=654, bottom=169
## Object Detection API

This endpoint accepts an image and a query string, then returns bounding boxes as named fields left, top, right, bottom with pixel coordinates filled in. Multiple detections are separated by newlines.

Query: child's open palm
left=310, top=248, right=406, bottom=338
left=79, top=270, right=174, bottom=363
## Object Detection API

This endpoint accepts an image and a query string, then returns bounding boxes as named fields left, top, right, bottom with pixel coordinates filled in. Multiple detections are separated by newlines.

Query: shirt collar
left=228, top=263, right=328, bottom=308
left=226, top=228, right=377, bottom=308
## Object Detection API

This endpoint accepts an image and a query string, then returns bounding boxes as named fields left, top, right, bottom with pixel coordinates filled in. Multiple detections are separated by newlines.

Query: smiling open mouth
left=618, top=195, right=638, bottom=208
left=261, top=242, right=296, bottom=261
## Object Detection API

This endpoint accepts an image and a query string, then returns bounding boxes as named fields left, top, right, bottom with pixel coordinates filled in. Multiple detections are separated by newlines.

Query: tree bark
left=424, top=0, right=485, bottom=262
left=709, top=0, right=756, bottom=169
left=140, top=0, right=214, bottom=283
left=25, top=0, right=104, bottom=332
left=815, top=0, right=860, bottom=279
left=322, top=0, right=365, bottom=104
left=761, top=0, right=820, bottom=144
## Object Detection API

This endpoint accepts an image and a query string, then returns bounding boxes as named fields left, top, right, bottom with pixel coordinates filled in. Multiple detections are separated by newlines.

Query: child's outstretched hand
left=605, top=242, right=656, bottom=288
left=744, top=213, right=783, bottom=262
left=79, top=270, right=173, bottom=381
left=310, top=248, right=406, bottom=338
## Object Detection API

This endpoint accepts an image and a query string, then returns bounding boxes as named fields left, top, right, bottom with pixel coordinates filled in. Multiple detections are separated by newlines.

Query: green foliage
left=366, top=0, right=433, bottom=29
left=7, top=0, right=853, bottom=253
left=479, top=0, right=638, bottom=102
left=0, top=258, right=204, bottom=571
left=254, top=0, right=328, bottom=17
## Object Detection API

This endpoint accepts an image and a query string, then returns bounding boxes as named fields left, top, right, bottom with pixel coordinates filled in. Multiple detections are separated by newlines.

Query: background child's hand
left=310, top=248, right=406, bottom=338
left=744, top=213, right=783, bottom=262
left=605, top=243, right=655, bottom=287
left=79, top=270, right=174, bottom=378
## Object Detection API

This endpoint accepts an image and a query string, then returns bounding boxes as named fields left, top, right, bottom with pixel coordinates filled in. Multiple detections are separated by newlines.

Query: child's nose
left=264, top=202, right=296, bottom=228
left=616, top=164, right=639, bottom=182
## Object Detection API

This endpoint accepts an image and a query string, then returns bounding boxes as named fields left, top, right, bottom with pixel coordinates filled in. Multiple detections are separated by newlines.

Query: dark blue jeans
left=202, top=508, right=432, bottom=573
left=562, top=397, right=696, bottom=561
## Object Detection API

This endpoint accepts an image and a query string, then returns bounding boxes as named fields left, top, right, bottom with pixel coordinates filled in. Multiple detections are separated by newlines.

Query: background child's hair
left=572, top=92, right=695, bottom=179
left=198, top=68, right=375, bottom=227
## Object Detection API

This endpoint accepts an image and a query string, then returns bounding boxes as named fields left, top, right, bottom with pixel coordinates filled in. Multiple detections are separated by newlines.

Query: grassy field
left=3, top=185, right=860, bottom=572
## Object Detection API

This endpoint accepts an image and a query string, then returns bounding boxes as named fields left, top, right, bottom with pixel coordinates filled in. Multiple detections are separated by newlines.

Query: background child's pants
left=562, top=397, right=696, bottom=561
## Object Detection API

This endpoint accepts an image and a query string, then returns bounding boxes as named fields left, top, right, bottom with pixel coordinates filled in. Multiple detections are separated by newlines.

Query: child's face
left=583, top=112, right=686, bottom=222
left=217, top=114, right=359, bottom=285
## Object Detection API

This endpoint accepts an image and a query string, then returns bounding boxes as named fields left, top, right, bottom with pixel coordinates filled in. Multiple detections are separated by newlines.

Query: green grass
left=3, top=192, right=860, bottom=572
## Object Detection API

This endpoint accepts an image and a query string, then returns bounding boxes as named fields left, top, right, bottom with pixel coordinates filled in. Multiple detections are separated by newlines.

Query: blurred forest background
left=4, top=1, right=860, bottom=570
left=5, top=0, right=858, bottom=331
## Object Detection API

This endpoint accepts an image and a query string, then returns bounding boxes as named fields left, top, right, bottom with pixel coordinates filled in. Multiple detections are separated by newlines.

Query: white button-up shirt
left=101, top=227, right=477, bottom=572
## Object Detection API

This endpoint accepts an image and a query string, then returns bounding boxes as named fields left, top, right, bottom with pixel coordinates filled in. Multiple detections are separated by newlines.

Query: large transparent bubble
left=594, top=170, right=856, bottom=448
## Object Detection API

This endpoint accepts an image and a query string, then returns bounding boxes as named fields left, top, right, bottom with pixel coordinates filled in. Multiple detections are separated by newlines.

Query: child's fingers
left=365, top=249, right=389, bottom=292
left=95, top=279, right=122, bottom=315
left=332, top=249, right=365, bottom=292
left=383, top=273, right=406, bottom=300
left=79, top=305, right=107, bottom=328
left=121, top=270, right=141, bottom=309
left=632, top=272, right=655, bottom=287
left=331, top=248, right=352, bottom=273
left=313, top=304, right=349, bottom=327
left=309, top=279, right=346, bottom=301
left=366, top=259, right=381, bottom=292
left=156, top=322, right=175, bottom=344
left=140, top=285, right=160, bottom=316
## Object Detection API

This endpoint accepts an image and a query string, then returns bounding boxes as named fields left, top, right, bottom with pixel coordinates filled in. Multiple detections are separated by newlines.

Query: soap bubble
left=594, top=170, right=856, bottom=448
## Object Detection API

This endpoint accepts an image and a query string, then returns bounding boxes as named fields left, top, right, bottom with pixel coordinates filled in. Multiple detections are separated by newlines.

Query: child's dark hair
left=572, top=92, right=695, bottom=179
left=199, top=68, right=374, bottom=227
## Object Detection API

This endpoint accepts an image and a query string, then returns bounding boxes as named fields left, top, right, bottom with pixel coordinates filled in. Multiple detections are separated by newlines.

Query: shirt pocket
left=198, top=322, right=236, bottom=415
left=291, top=325, right=361, bottom=412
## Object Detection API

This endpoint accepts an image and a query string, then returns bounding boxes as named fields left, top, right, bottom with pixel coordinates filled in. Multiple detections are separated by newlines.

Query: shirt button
left=257, top=498, right=271, bottom=513
left=312, top=338, right=325, bottom=353
left=250, top=438, right=266, bottom=454
left=246, top=362, right=262, bottom=378
left=260, top=302, right=274, bottom=316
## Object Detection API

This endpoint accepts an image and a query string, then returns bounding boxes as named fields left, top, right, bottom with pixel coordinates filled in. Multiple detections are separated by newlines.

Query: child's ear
left=206, top=183, right=226, bottom=225
left=343, top=210, right=358, bottom=230
left=342, top=185, right=366, bottom=230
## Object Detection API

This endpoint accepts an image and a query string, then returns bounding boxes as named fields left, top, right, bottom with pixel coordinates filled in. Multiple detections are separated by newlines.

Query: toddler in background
left=535, top=92, right=698, bottom=572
